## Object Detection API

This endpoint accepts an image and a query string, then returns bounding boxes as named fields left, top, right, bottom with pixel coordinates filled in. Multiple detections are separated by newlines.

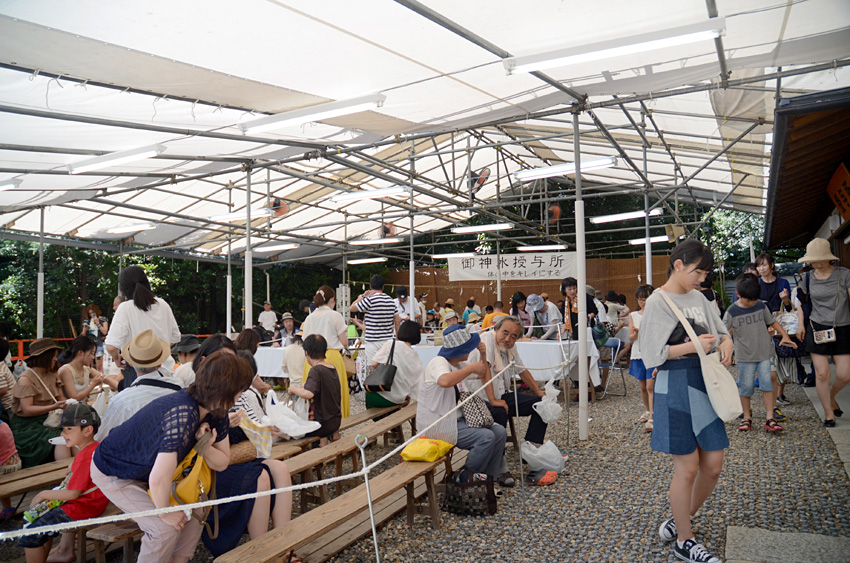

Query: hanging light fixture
left=629, top=235, right=669, bottom=245
left=503, top=18, right=726, bottom=74
left=0, top=178, right=21, bottom=192
left=590, top=208, right=662, bottom=224
left=238, top=93, right=387, bottom=134
left=431, top=252, right=478, bottom=259
left=347, top=257, right=388, bottom=265
left=513, top=156, right=617, bottom=182
left=67, top=144, right=166, bottom=174
left=255, top=243, right=299, bottom=253
left=107, top=222, right=157, bottom=234
left=350, top=237, right=403, bottom=246
left=451, top=223, right=513, bottom=234
left=517, top=244, right=567, bottom=252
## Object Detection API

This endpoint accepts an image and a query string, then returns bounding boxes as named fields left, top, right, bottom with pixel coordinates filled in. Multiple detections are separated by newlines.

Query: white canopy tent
left=1, top=0, right=849, bottom=438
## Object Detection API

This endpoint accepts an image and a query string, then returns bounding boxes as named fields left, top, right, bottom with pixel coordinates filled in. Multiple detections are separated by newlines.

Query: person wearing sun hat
left=795, top=237, right=850, bottom=427
left=96, top=330, right=184, bottom=441
left=526, top=293, right=563, bottom=340
left=10, top=338, right=72, bottom=468
left=416, top=325, right=507, bottom=479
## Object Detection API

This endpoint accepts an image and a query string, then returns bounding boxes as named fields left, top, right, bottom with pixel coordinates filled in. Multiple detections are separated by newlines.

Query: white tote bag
left=658, top=291, right=743, bottom=422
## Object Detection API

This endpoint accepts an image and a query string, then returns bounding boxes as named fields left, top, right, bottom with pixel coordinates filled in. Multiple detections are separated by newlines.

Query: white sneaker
left=658, top=517, right=677, bottom=542
left=640, top=410, right=651, bottom=423
left=673, top=539, right=720, bottom=563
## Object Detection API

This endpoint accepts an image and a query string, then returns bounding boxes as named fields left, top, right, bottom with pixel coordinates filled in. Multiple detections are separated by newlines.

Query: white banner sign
left=448, top=252, right=576, bottom=281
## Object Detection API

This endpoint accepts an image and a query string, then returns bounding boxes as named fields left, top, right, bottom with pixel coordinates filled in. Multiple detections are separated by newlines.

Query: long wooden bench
left=0, top=458, right=73, bottom=501
left=214, top=457, right=447, bottom=563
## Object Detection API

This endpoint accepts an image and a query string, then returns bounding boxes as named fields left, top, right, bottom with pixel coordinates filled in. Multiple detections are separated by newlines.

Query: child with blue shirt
left=723, top=274, right=796, bottom=433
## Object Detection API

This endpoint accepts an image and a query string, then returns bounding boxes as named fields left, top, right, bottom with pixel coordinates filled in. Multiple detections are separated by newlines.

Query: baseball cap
left=61, top=403, right=101, bottom=430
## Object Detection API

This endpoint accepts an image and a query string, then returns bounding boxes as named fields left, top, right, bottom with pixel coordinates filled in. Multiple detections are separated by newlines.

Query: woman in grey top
left=639, top=240, right=733, bottom=563
left=795, top=238, right=850, bottom=428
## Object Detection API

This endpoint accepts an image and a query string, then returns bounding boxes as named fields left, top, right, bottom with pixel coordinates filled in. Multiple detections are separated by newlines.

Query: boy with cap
left=19, top=404, right=109, bottom=563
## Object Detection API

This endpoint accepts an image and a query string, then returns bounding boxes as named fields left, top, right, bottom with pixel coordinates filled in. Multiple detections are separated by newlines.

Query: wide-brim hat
left=798, top=238, right=838, bottom=263
left=27, top=338, right=62, bottom=360
left=438, top=325, right=480, bottom=360
left=527, top=294, right=544, bottom=312
left=281, top=312, right=294, bottom=321
left=444, top=310, right=459, bottom=321
left=122, top=329, right=171, bottom=368
left=540, top=292, right=549, bottom=300
left=445, top=298, right=455, bottom=305
left=585, top=285, right=596, bottom=296
left=172, top=334, right=200, bottom=354
left=467, top=312, right=481, bottom=322
left=606, top=290, right=618, bottom=302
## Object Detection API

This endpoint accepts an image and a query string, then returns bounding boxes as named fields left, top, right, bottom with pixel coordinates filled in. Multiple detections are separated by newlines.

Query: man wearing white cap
left=258, top=301, right=277, bottom=332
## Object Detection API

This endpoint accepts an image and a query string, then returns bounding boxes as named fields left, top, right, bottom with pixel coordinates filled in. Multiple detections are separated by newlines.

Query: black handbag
left=442, top=467, right=497, bottom=516
left=364, top=339, right=397, bottom=393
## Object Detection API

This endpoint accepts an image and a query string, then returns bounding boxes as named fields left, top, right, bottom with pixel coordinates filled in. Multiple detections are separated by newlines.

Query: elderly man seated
left=466, top=315, right=549, bottom=484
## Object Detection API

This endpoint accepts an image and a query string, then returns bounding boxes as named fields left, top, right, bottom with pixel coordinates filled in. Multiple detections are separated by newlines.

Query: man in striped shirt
left=351, top=275, right=399, bottom=386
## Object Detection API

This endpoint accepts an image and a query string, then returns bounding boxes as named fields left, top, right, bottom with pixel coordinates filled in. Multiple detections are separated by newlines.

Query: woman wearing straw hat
left=9, top=339, right=72, bottom=468
left=795, top=238, right=850, bottom=427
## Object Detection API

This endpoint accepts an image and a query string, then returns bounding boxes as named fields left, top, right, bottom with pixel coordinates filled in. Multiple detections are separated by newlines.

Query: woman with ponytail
left=105, top=265, right=180, bottom=388
left=300, top=285, right=350, bottom=419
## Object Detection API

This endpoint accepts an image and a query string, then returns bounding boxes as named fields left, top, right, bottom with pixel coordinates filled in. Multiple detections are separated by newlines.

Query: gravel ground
left=2, top=364, right=849, bottom=562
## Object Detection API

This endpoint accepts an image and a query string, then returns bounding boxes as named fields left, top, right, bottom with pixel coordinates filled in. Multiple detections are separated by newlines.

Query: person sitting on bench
left=288, top=334, right=342, bottom=447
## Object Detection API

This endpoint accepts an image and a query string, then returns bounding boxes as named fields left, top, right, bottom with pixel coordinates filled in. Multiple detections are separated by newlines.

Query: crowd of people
left=0, top=236, right=847, bottom=563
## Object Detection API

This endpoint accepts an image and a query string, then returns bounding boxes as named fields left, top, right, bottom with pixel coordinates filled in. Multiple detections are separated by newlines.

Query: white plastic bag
left=532, top=380, right=563, bottom=423
left=292, top=397, right=310, bottom=421
left=520, top=440, right=564, bottom=473
left=91, top=388, right=109, bottom=419
left=264, top=393, right=321, bottom=439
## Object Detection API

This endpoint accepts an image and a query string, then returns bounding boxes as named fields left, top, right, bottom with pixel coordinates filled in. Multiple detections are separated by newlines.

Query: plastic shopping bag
left=90, top=388, right=109, bottom=419
left=531, top=380, right=563, bottom=423
left=520, top=440, right=565, bottom=473
left=264, top=393, right=321, bottom=439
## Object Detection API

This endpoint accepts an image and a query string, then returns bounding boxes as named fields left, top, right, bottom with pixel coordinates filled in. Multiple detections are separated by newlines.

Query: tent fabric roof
left=1, top=1, right=849, bottom=265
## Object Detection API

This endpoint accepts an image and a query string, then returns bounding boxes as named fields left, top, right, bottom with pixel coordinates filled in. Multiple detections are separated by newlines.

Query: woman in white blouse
left=300, top=285, right=350, bottom=418
left=368, top=320, right=423, bottom=408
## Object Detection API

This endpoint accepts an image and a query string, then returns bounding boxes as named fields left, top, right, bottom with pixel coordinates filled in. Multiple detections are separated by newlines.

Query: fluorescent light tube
left=347, top=257, right=388, bottom=265
left=590, top=208, right=662, bottom=224
left=330, top=186, right=409, bottom=203
left=629, top=235, right=669, bottom=245
left=210, top=208, right=274, bottom=221
left=504, top=18, right=725, bottom=74
left=0, top=179, right=21, bottom=192
left=255, top=243, right=299, bottom=253
left=513, top=156, right=617, bottom=182
left=350, top=237, right=403, bottom=246
left=517, top=244, right=567, bottom=251
left=68, top=144, right=166, bottom=174
left=107, top=222, right=156, bottom=234
left=238, top=93, right=387, bottom=134
left=431, top=252, right=478, bottom=259
left=451, top=223, right=513, bottom=234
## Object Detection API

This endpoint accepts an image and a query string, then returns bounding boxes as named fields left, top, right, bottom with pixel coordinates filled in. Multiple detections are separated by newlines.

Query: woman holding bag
left=10, top=339, right=72, bottom=468
left=91, top=350, right=253, bottom=563
left=300, top=285, right=351, bottom=419
left=639, top=240, right=733, bottom=563
left=795, top=238, right=850, bottom=428
left=367, top=320, right=423, bottom=408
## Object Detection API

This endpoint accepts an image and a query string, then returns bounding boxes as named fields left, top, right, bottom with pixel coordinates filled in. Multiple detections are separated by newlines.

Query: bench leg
left=316, top=466, right=329, bottom=505
left=405, top=483, right=415, bottom=527
left=335, top=455, right=344, bottom=496
left=507, top=416, right=519, bottom=450
left=409, top=417, right=417, bottom=436
left=122, top=537, right=134, bottom=563
left=94, top=539, right=107, bottom=563
left=424, top=470, right=441, bottom=530
left=299, top=469, right=311, bottom=513
left=77, top=530, right=86, bottom=563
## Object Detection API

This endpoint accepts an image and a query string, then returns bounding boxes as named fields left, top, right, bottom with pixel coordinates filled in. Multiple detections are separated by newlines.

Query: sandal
left=738, top=419, right=752, bottom=432
left=498, top=472, right=516, bottom=488
left=285, top=551, right=304, bottom=563
left=764, top=419, right=783, bottom=432
left=525, top=469, right=558, bottom=486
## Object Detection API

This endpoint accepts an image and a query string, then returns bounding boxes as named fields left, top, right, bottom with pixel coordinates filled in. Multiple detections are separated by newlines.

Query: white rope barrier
left=0, top=362, right=516, bottom=542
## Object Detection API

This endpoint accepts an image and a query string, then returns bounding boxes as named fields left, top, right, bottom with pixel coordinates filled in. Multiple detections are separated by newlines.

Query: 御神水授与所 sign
left=447, top=252, right=575, bottom=281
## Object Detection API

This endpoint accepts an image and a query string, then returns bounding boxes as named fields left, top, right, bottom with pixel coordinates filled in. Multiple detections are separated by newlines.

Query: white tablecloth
left=255, top=347, right=286, bottom=379
left=414, top=337, right=601, bottom=385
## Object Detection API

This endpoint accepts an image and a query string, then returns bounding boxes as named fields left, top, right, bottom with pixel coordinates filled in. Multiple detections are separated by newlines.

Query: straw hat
left=27, top=338, right=62, bottom=359
left=467, top=311, right=481, bottom=322
left=798, top=238, right=838, bottom=263
left=445, top=298, right=455, bottom=306
left=122, top=329, right=171, bottom=368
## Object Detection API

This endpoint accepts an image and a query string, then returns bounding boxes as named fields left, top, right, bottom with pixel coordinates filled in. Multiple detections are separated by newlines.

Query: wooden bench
left=286, top=403, right=417, bottom=511
left=214, top=457, right=447, bottom=563
left=0, top=458, right=73, bottom=501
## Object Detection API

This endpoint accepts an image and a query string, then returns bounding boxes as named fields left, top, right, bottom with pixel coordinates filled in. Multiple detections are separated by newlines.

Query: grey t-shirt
left=723, top=301, right=775, bottom=363
left=639, top=289, right=730, bottom=369
left=802, top=266, right=850, bottom=327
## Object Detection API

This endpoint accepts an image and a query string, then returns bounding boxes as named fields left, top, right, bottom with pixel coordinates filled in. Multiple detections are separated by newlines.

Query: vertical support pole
left=245, top=168, right=253, bottom=330
left=266, top=271, right=271, bottom=305
left=642, top=113, right=652, bottom=286
left=573, top=112, right=589, bottom=441
left=409, top=141, right=416, bottom=314
left=496, top=240, right=502, bottom=301
left=226, top=187, right=233, bottom=337
left=37, top=207, right=45, bottom=339
left=118, top=242, right=123, bottom=294
left=343, top=212, right=348, bottom=286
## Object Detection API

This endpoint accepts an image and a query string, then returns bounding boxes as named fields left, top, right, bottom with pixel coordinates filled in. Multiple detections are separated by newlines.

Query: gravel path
left=2, top=366, right=848, bottom=562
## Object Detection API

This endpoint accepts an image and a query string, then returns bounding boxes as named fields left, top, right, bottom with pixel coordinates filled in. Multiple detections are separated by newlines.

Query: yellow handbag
left=149, top=431, right=219, bottom=538
left=400, top=437, right=454, bottom=462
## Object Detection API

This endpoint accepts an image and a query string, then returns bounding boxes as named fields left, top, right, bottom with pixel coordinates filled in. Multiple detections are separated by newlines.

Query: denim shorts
left=18, top=506, right=73, bottom=548
left=736, top=359, right=773, bottom=397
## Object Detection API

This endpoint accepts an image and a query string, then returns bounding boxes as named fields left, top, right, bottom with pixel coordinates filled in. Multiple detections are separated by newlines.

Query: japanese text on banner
left=448, top=252, right=576, bottom=281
